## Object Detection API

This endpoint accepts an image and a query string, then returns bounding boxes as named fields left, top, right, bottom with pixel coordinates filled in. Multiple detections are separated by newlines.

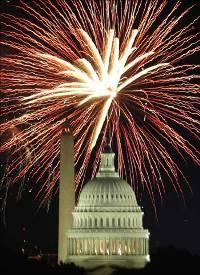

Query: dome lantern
left=97, top=142, right=118, bottom=178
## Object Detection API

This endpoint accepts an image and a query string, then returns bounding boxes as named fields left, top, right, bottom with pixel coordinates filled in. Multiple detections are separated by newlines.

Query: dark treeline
left=113, top=246, right=200, bottom=275
left=1, top=244, right=200, bottom=274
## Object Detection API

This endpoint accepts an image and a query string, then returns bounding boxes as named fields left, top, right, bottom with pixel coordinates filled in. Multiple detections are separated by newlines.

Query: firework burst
left=0, top=0, right=199, bottom=207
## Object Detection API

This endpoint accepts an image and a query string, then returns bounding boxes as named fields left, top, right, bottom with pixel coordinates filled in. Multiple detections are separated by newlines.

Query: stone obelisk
left=58, top=127, right=74, bottom=263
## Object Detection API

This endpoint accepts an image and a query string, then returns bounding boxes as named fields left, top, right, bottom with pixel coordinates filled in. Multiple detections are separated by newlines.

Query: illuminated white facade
left=65, top=146, right=150, bottom=268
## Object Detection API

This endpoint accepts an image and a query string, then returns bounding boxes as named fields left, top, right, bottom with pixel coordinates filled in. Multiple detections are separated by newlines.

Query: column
left=73, top=238, right=76, bottom=255
left=97, top=239, right=100, bottom=255
left=146, top=239, right=149, bottom=254
left=89, top=239, right=92, bottom=255
left=135, top=239, right=138, bottom=255
left=145, top=238, right=147, bottom=254
left=128, top=239, right=131, bottom=254
left=124, top=239, right=127, bottom=255
left=130, top=239, right=132, bottom=255
left=86, top=239, right=88, bottom=255
left=72, top=238, right=74, bottom=255
left=94, top=240, right=96, bottom=255
left=70, top=238, right=72, bottom=255
left=138, top=239, right=140, bottom=255
left=75, top=239, right=77, bottom=255
left=92, top=239, right=94, bottom=255
left=121, top=239, right=124, bottom=255
left=138, top=239, right=141, bottom=255
left=74, top=238, right=77, bottom=255
left=71, top=238, right=73, bottom=255
left=91, top=239, right=93, bottom=255
left=85, top=239, right=87, bottom=255
left=141, top=239, right=143, bottom=255
left=68, top=238, right=71, bottom=255
left=77, top=239, right=79, bottom=255
left=74, top=238, right=76, bottom=255
left=82, top=239, right=84, bottom=255
left=80, top=238, right=83, bottom=254
left=85, top=239, right=88, bottom=255
left=87, top=239, right=89, bottom=255
left=113, top=240, right=116, bottom=255
left=67, top=238, right=69, bottom=255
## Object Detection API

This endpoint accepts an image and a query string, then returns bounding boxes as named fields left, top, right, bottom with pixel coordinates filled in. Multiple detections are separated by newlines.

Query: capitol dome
left=78, top=177, right=139, bottom=208
left=65, top=145, right=150, bottom=269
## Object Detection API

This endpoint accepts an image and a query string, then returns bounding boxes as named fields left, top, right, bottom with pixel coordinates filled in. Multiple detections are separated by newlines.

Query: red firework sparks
left=0, top=0, right=199, bottom=207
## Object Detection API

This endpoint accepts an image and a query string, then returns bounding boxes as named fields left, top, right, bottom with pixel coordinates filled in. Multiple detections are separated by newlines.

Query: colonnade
left=74, top=215, right=142, bottom=229
left=67, top=237, right=148, bottom=256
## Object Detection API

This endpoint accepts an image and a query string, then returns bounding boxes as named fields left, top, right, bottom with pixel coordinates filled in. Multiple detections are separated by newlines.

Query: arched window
left=95, top=218, right=97, bottom=227
left=128, top=218, right=130, bottom=227
left=100, top=218, right=103, bottom=227
left=118, top=218, right=121, bottom=227
left=89, top=218, right=92, bottom=227
left=112, top=218, right=115, bottom=227
left=106, top=218, right=109, bottom=227
left=123, top=218, right=126, bottom=227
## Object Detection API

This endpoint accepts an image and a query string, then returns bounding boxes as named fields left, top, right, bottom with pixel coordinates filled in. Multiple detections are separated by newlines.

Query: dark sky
left=0, top=0, right=200, bottom=256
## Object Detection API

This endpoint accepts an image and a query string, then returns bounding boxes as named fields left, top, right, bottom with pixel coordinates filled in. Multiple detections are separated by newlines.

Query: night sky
left=0, top=0, right=200, bottom=257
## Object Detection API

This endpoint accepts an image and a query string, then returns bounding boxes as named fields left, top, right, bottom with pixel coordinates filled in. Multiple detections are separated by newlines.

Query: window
left=112, top=218, right=115, bottom=227
left=118, top=218, right=121, bottom=227
left=106, top=218, right=109, bottom=227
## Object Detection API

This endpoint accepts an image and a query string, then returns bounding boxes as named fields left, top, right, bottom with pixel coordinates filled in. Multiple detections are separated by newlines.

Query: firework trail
left=0, top=0, right=199, bottom=207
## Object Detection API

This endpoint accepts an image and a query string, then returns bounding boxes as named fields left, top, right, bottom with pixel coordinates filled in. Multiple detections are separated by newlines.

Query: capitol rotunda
left=64, top=145, right=150, bottom=268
